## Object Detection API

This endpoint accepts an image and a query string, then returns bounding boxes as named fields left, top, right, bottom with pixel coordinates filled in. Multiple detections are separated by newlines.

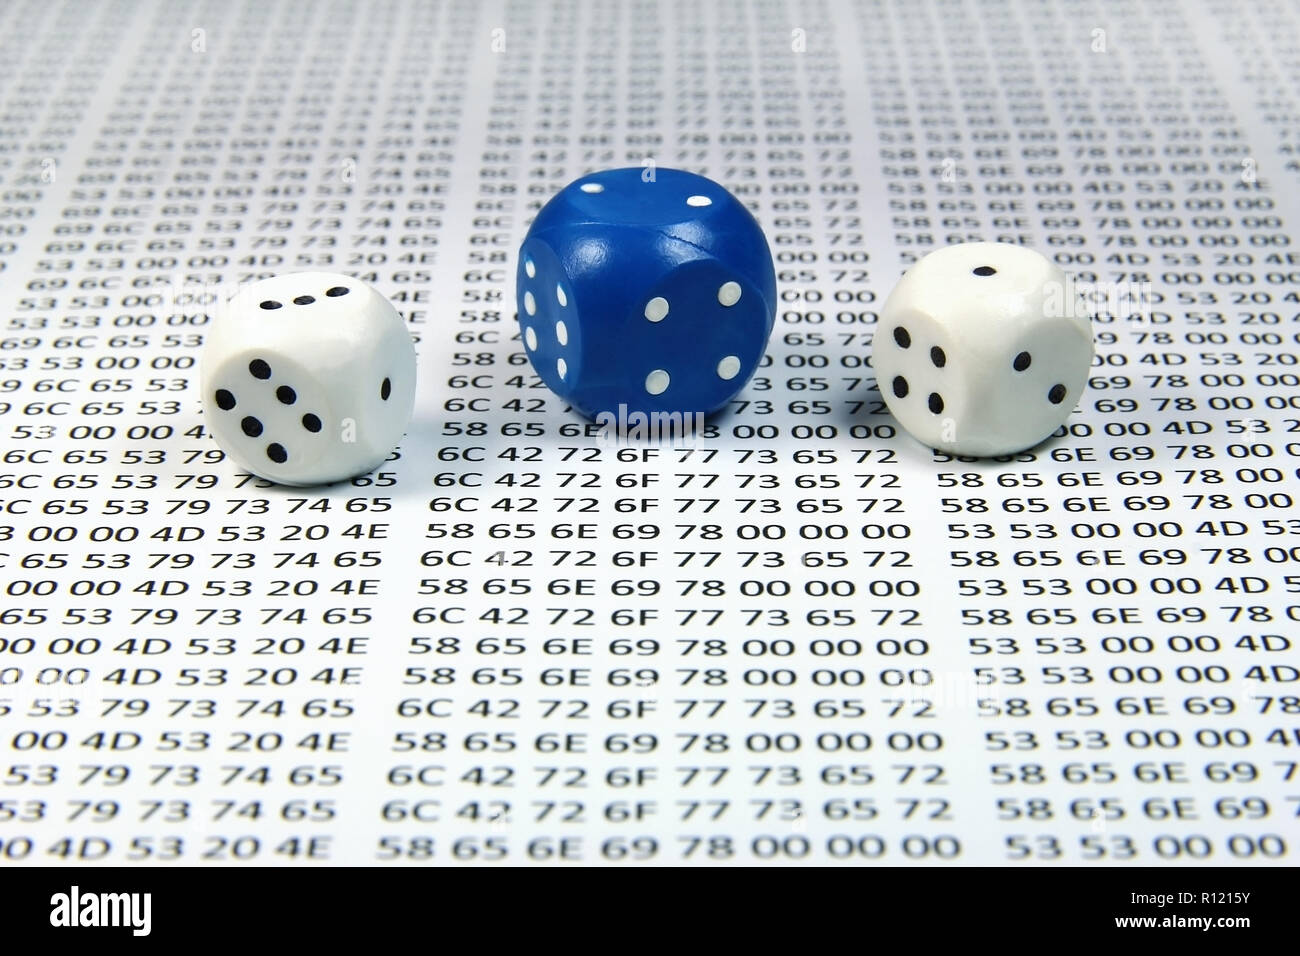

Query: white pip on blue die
left=200, top=272, right=416, bottom=485
left=873, top=242, right=1093, bottom=457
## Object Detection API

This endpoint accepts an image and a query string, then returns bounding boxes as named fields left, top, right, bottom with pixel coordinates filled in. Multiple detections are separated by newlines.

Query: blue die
left=517, top=167, right=776, bottom=421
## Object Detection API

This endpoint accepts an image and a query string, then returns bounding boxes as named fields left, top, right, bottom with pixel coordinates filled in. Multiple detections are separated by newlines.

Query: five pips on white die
left=200, top=272, right=416, bottom=486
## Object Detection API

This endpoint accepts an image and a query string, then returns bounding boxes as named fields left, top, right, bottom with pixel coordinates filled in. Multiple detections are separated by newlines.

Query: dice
left=516, top=167, right=776, bottom=422
left=200, top=272, right=416, bottom=485
left=873, top=242, right=1093, bottom=456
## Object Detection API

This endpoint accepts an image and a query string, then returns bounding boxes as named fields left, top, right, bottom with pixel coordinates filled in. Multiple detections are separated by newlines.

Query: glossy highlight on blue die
left=517, top=167, right=777, bottom=420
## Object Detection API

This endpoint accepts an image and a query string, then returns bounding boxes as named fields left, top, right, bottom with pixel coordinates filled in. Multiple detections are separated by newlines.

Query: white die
left=200, top=272, right=416, bottom=485
left=873, top=243, right=1093, bottom=456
